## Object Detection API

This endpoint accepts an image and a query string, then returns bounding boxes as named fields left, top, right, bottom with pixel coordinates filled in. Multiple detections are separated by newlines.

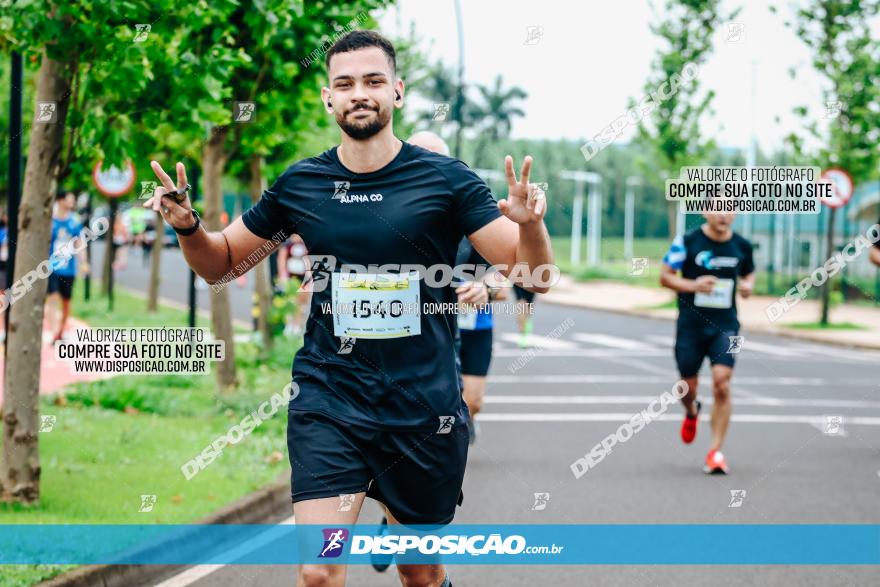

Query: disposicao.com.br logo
left=321, top=528, right=563, bottom=557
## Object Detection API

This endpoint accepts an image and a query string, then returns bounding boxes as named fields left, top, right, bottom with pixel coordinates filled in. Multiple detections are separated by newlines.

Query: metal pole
left=452, top=0, right=465, bottom=159
left=84, top=192, right=92, bottom=301
left=5, top=52, right=23, bottom=349
left=108, top=199, right=118, bottom=312
left=624, top=177, right=640, bottom=261
left=188, top=165, right=199, bottom=329
left=570, top=181, right=583, bottom=266
left=588, top=182, right=601, bottom=266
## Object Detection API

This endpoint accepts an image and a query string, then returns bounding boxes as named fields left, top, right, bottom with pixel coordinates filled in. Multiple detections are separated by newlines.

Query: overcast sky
left=378, top=0, right=878, bottom=154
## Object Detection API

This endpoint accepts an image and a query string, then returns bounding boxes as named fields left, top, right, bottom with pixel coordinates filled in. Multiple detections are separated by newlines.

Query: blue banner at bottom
left=0, top=525, right=877, bottom=565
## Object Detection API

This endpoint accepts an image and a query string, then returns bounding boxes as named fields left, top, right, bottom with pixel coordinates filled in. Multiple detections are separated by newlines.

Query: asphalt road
left=111, top=246, right=880, bottom=587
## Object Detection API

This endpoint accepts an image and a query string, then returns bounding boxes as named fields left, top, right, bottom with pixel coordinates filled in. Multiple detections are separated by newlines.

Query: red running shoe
left=680, top=400, right=701, bottom=444
left=703, top=449, right=729, bottom=475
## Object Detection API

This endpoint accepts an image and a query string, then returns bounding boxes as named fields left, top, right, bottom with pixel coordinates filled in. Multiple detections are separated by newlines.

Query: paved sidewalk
left=542, top=275, right=880, bottom=350
left=0, top=317, right=114, bottom=405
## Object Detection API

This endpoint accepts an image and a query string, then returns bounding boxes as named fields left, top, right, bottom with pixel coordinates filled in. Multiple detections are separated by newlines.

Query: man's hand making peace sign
left=466, top=154, right=554, bottom=293
left=143, top=161, right=197, bottom=231
left=497, top=155, right=547, bottom=225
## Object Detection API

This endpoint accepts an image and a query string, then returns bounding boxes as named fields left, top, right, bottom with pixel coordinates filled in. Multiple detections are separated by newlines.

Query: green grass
left=1, top=285, right=300, bottom=586
left=787, top=321, right=866, bottom=331
left=73, top=283, right=212, bottom=329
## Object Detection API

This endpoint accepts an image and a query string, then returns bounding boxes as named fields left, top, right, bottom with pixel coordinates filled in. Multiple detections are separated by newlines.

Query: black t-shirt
left=662, top=227, right=755, bottom=330
left=241, top=142, right=501, bottom=430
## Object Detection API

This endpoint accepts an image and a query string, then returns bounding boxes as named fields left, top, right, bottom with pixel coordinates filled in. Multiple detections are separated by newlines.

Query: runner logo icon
left=332, top=181, right=350, bottom=199
left=437, top=416, right=455, bottom=434
left=338, top=337, right=356, bottom=355
left=319, top=528, right=349, bottom=558
left=530, top=492, right=550, bottom=511
left=727, top=335, right=744, bottom=354
left=331, top=180, right=383, bottom=203
left=728, top=489, right=747, bottom=508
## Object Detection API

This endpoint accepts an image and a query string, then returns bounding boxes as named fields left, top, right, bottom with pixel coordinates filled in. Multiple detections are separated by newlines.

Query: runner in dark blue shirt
left=661, top=208, right=754, bottom=475
left=144, top=30, right=553, bottom=587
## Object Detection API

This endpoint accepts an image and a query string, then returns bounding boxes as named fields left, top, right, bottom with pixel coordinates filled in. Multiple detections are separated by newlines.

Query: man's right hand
left=693, top=275, right=717, bottom=293
left=144, top=161, right=194, bottom=230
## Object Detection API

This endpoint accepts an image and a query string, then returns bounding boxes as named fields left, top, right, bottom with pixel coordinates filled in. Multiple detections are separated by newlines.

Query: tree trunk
left=1, top=51, right=72, bottom=504
left=667, top=202, right=678, bottom=239
left=820, top=207, right=836, bottom=326
left=146, top=210, right=163, bottom=312
left=248, top=154, right=273, bottom=352
left=202, top=126, right=237, bottom=391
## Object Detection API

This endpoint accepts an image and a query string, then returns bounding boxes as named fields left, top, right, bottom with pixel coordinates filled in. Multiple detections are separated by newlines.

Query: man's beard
left=336, top=104, right=391, bottom=140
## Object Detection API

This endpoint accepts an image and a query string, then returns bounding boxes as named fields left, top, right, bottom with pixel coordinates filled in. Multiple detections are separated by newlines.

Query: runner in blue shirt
left=46, top=191, right=89, bottom=342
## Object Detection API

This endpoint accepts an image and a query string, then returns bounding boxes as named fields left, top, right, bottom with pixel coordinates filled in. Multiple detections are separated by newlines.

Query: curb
left=34, top=473, right=290, bottom=587
left=542, top=293, right=880, bottom=352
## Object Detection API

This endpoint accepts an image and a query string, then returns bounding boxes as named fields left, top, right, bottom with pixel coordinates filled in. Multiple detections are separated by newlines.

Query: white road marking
left=737, top=340, right=803, bottom=357
left=484, top=395, right=880, bottom=409
left=498, top=333, right=580, bottom=350
left=152, top=515, right=295, bottom=587
left=571, top=333, right=657, bottom=350
left=643, top=334, right=675, bottom=346
left=487, top=374, right=875, bottom=387
left=477, top=413, right=880, bottom=425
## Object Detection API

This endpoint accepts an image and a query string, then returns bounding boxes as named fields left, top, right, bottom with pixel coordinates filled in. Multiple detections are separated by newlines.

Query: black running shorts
left=287, top=406, right=468, bottom=526
left=459, top=329, right=493, bottom=376
left=674, top=323, right=739, bottom=378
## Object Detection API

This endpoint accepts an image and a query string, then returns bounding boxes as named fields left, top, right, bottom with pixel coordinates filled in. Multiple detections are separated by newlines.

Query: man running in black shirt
left=144, top=30, right=552, bottom=587
left=660, top=207, right=755, bottom=474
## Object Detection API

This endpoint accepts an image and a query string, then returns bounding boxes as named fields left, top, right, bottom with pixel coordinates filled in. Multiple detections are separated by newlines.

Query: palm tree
left=469, top=75, right=527, bottom=168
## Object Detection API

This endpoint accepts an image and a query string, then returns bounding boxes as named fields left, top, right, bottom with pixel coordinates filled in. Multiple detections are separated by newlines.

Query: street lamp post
left=624, top=176, right=642, bottom=261
left=561, top=170, right=602, bottom=267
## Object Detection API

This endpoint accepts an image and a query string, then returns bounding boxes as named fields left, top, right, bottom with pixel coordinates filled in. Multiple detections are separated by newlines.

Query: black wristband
left=173, top=209, right=201, bottom=236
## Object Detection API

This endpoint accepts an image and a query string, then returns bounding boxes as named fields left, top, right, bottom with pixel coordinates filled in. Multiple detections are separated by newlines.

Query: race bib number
left=694, top=278, right=734, bottom=309
left=457, top=308, right=478, bottom=330
left=332, top=272, right=420, bottom=338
